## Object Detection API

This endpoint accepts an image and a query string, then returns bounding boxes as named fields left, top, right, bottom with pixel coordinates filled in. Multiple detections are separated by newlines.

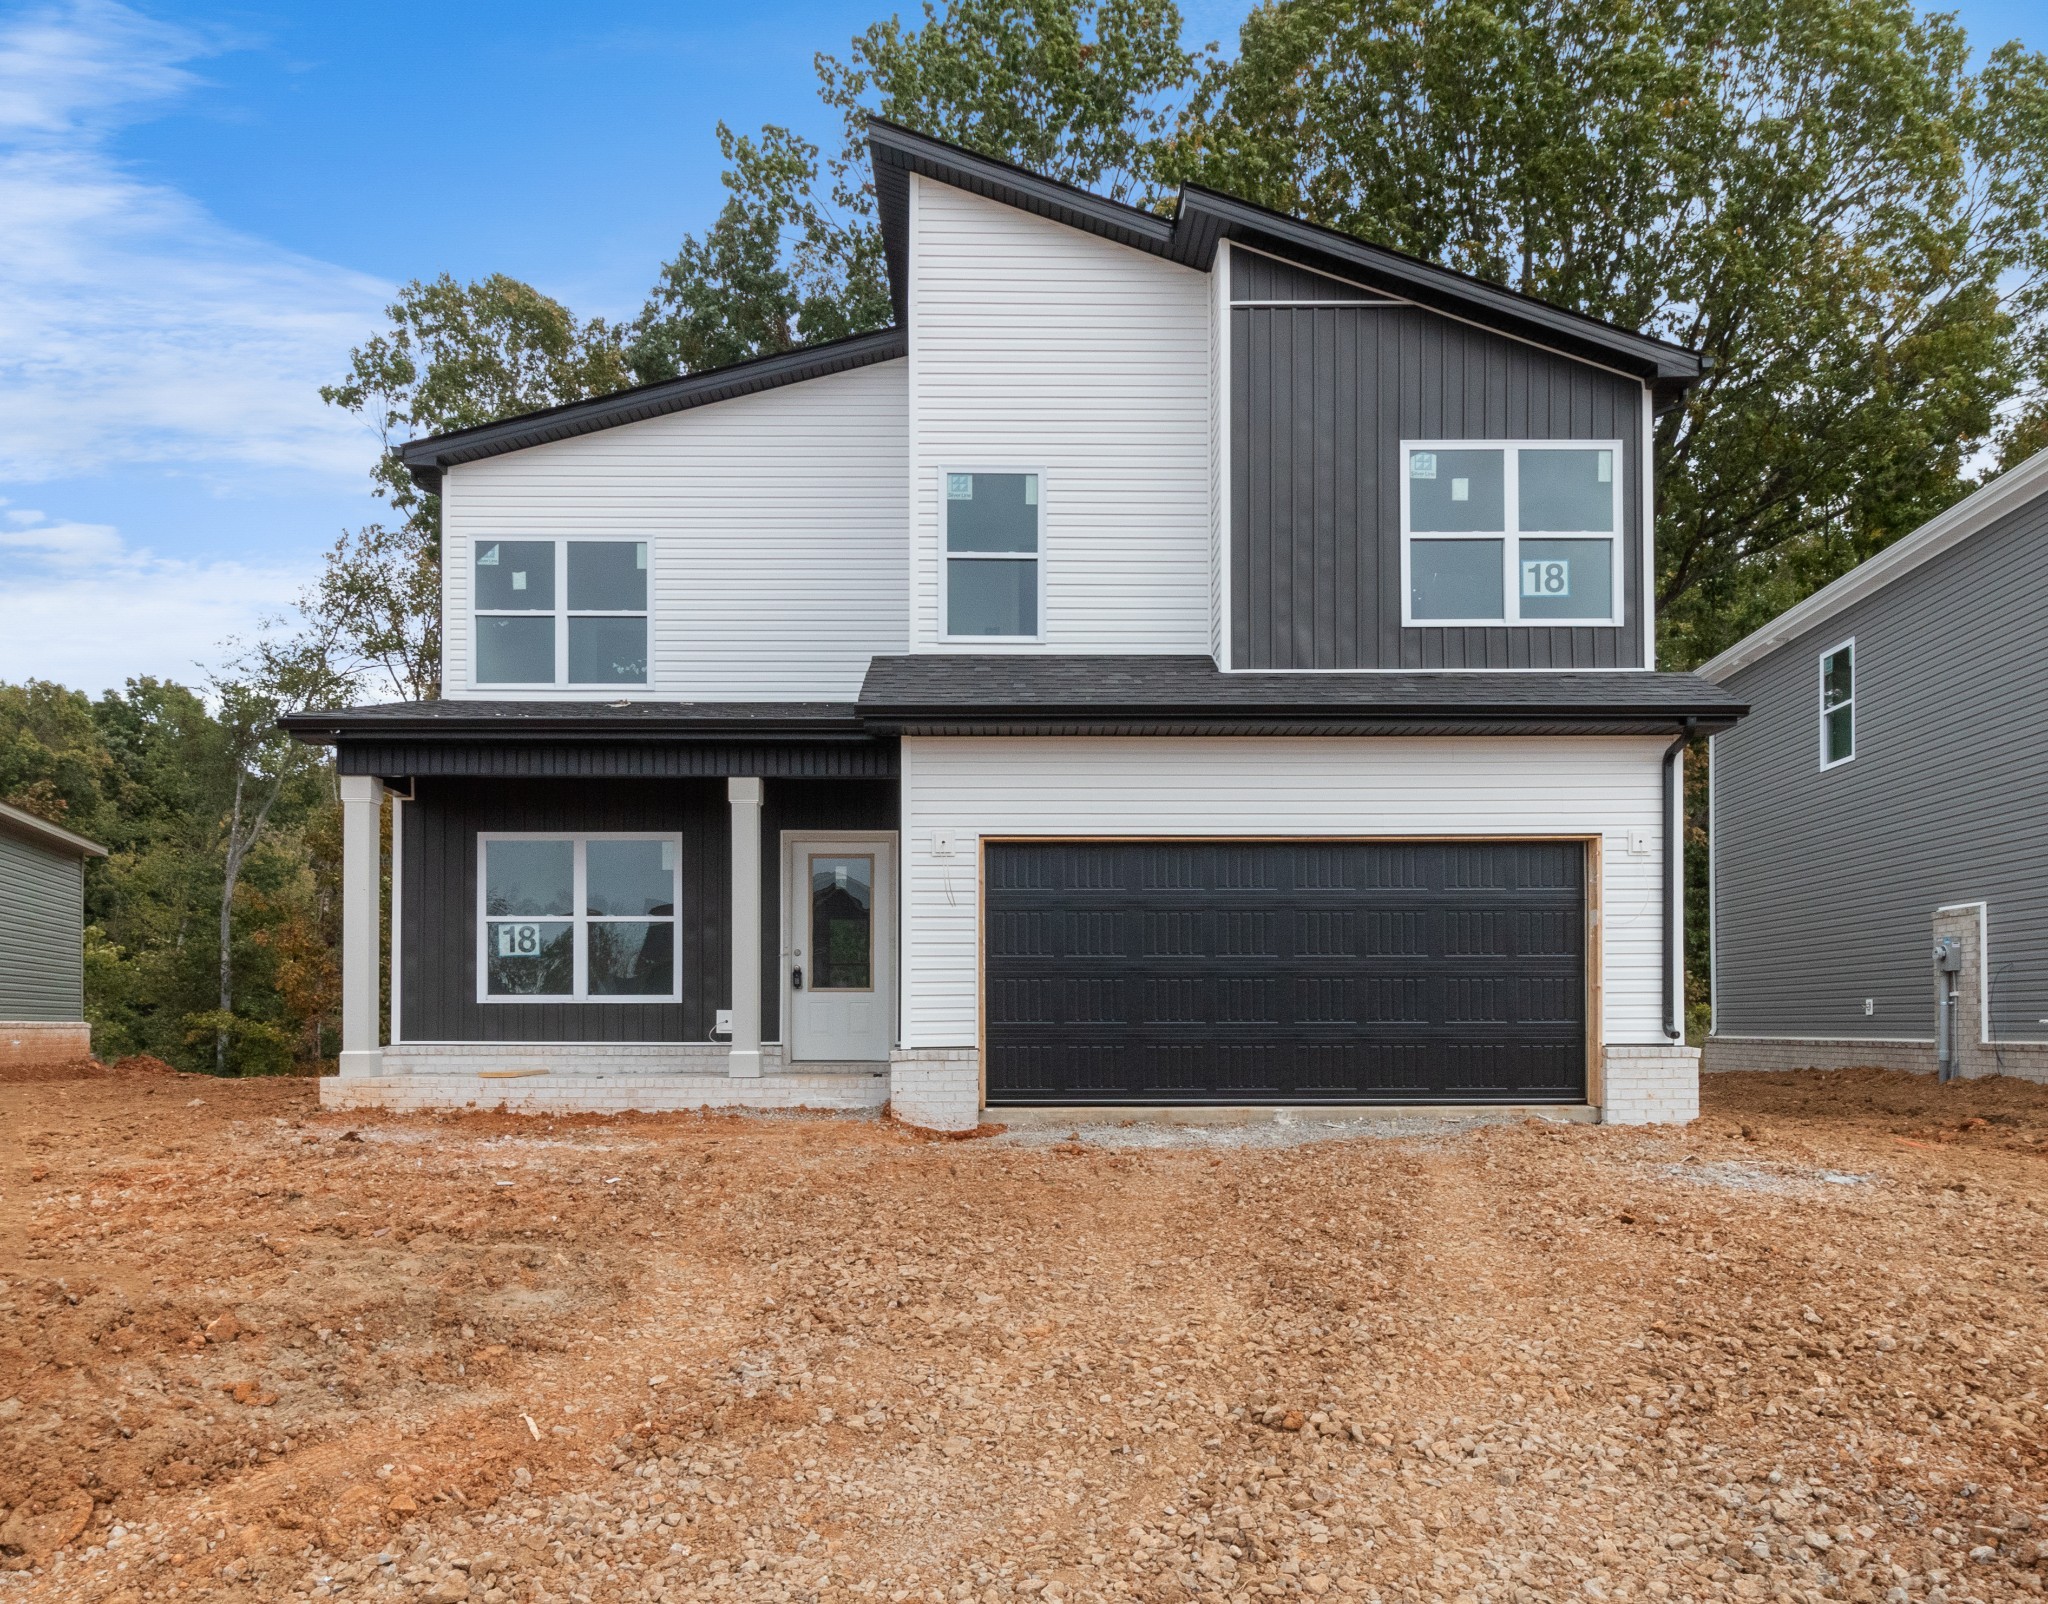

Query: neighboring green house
left=0, top=800, right=107, bottom=1068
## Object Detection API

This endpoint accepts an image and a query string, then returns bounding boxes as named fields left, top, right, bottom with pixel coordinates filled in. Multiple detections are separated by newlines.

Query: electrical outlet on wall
left=1626, top=829, right=1652, bottom=856
left=714, top=1008, right=734, bottom=1036
left=1864, top=998, right=1875, bottom=1016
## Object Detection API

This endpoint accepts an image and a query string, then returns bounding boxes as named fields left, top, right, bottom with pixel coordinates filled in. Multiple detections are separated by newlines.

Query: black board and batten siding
left=0, top=831, right=87, bottom=1021
left=1712, top=488, right=2048, bottom=1044
left=398, top=776, right=896, bottom=1044
left=1229, top=252, right=1647, bottom=670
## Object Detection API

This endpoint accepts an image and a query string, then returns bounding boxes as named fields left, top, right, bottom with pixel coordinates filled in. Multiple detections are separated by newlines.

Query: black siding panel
left=1231, top=305, right=1646, bottom=670
left=1231, top=250, right=1392, bottom=303
left=985, top=840, right=1586, bottom=1104
left=399, top=778, right=728, bottom=1044
left=341, top=740, right=895, bottom=780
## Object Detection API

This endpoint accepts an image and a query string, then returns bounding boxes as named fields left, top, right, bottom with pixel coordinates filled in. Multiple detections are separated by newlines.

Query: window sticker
left=660, top=840, right=675, bottom=871
left=636, top=544, right=648, bottom=569
left=478, top=544, right=500, bottom=565
left=512, top=571, right=528, bottom=591
left=1451, top=477, right=1470, bottom=502
left=1597, top=451, right=1613, bottom=484
left=494, top=922, right=543, bottom=957
left=1411, top=451, right=1437, bottom=480
left=1024, top=476, right=1038, bottom=506
left=1521, top=559, right=1571, bottom=598
left=947, top=473, right=974, bottom=500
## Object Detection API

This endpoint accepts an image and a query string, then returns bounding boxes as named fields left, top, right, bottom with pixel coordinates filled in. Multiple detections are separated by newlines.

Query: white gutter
left=1697, top=444, right=2048, bottom=683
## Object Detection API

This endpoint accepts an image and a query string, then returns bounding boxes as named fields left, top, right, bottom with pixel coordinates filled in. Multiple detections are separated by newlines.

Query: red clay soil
left=1, top=1066, right=2044, bottom=1604
left=0, top=1055, right=180, bottom=1087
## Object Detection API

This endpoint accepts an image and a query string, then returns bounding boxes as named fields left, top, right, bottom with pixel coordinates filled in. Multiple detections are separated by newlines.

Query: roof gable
left=399, top=122, right=1703, bottom=480
left=868, top=119, right=1702, bottom=404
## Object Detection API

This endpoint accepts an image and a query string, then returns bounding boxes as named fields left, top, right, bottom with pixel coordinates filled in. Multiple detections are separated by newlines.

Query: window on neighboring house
left=943, top=471, right=1040, bottom=638
left=480, top=835, right=678, bottom=1000
left=1820, top=640, right=1855, bottom=769
left=474, top=539, right=649, bottom=685
left=1402, top=443, right=1622, bottom=626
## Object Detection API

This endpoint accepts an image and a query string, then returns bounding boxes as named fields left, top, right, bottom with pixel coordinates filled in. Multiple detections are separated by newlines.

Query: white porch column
left=338, top=775, right=384, bottom=1078
left=727, top=777, right=764, bottom=1078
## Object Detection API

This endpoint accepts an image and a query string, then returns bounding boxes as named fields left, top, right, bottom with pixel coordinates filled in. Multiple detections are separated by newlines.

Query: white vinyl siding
left=907, top=177, right=1213, bottom=653
left=898, top=735, right=1670, bottom=1048
left=441, top=359, right=908, bottom=701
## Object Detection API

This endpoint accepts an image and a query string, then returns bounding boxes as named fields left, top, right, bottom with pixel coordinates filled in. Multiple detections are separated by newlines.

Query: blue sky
left=1, top=0, right=2042, bottom=693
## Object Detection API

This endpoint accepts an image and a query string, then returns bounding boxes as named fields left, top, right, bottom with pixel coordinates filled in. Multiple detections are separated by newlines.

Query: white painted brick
left=1602, top=1044, right=1699, bottom=1125
left=889, top=1048, right=980, bottom=1132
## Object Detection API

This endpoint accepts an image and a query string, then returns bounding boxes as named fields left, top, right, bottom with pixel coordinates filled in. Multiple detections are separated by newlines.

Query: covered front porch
left=285, top=701, right=933, bottom=1121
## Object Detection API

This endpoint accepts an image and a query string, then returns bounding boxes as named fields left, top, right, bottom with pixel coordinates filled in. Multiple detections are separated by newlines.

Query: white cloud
left=0, top=504, right=309, bottom=691
left=0, top=1, right=392, bottom=484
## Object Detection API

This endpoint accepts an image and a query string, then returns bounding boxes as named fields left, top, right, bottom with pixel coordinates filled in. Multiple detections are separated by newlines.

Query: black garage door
left=984, top=840, right=1586, bottom=1104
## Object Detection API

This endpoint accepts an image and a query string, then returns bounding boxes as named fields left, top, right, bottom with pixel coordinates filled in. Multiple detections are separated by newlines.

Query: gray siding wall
left=399, top=776, right=896, bottom=1045
left=1713, top=487, right=2048, bottom=1041
left=1230, top=296, right=1647, bottom=670
left=0, top=830, right=86, bottom=1021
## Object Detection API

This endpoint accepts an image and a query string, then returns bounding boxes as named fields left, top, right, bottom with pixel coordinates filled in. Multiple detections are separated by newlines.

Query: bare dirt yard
left=3, top=1068, right=2046, bottom=1604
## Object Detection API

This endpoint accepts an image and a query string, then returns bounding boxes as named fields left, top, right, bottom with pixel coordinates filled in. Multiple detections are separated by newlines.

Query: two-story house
left=284, top=121, right=1745, bottom=1130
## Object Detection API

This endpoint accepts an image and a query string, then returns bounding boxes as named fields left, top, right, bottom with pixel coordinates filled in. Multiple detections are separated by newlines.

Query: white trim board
left=1699, top=444, right=2048, bottom=682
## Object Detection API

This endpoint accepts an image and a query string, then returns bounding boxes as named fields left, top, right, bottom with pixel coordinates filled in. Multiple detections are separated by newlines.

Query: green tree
left=319, top=274, right=633, bottom=700
left=629, top=0, right=1209, bottom=383
left=1169, top=0, right=2048, bottom=665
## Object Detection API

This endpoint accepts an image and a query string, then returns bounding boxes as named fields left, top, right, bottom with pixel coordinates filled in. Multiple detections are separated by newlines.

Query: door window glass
left=810, top=855, right=874, bottom=990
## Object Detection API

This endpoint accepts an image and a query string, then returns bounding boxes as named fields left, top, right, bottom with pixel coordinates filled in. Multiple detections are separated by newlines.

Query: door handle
left=791, top=966, right=804, bottom=991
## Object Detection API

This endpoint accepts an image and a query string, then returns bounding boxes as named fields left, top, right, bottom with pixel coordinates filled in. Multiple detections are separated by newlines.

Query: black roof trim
left=857, top=656, right=1744, bottom=733
left=281, top=700, right=873, bottom=743
left=868, top=119, right=1702, bottom=399
left=394, top=328, right=907, bottom=493
left=1177, top=188, right=1700, bottom=401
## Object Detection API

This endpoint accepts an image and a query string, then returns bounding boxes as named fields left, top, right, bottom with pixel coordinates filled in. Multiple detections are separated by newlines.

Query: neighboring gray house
left=1701, top=446, right=2048, bottom=1081
left=0, top=799, right=107, bottom=1069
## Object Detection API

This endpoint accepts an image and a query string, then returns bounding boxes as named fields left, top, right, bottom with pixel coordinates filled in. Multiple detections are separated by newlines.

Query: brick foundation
left=0, top=1021, right=91, bottom=1068
left=320, top=1042, right=888, bottom=1114
left=889, top=1048, right=981, bottom=1132
left=1602, top=1043, right=1700, bottom=1125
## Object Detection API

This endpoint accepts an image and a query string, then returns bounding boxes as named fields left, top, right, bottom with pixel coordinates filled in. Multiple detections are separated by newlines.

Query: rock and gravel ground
left=3, top=1066, right=2046, bottom=1604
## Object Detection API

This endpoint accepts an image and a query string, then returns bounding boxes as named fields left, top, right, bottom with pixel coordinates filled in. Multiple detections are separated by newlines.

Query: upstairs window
left=474, top=539, right=649, bottom=685
left=480, top=834, right=679, bottom=1000
left=943, top=471, right=1041, bottom=639
left=1402, top=443, right=1622, bottom=626
left=1820, top=640, right=1855, bottom=769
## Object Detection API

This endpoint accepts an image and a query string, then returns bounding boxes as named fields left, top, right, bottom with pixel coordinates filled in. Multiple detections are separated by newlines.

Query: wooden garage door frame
left=975, top=835, right=1604, bottom=1108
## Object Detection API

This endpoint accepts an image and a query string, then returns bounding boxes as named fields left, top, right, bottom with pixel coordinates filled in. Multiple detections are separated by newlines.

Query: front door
left=786, top=836, right=896, bottom=1062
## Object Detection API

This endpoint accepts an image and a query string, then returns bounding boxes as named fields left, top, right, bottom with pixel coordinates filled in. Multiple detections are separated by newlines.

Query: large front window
left=1402, top=443, right=1622, bottom=626
left=943, top=471, right=1040, bottom=638
left=474, top=539, right=649, bottom=685
left=480, top=834, right=678, bottom=1000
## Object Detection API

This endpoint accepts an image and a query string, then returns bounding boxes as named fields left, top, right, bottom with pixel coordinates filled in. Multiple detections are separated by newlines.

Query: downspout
left=1663, top=717, right=1697, bottom=1042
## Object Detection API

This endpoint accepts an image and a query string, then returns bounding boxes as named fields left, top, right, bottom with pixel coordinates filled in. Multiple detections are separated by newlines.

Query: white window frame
left=1398, top=440, right=1626, bottom=628
left=471, top=536, right=652, bottom=689
left=475, top=831, right=682, bottom=1003
left=938, top=467, right=1047, bottom=645
left=1818, top=637, right=1856, bottom=771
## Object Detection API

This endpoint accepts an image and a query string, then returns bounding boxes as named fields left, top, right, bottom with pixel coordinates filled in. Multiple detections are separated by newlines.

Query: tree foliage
left=627, top=0, right=1208, bottom=383
left=1, top=679, right=338, bottom=1075
left=317, top=275, right=633, bottom=699
left=1166, top=0, right=2048, bottom=664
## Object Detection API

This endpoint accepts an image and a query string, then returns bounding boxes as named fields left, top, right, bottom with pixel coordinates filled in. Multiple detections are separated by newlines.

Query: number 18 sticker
left=1520, top=559, right=1570, bottom=598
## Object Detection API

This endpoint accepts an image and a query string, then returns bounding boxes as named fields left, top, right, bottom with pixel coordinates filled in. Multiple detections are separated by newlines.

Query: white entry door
left=785, top=836, right=895, bottom=1062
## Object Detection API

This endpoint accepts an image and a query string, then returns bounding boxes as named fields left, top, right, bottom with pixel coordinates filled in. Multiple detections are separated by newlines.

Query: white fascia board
left=1697, top=444, right=2048, bottom=683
